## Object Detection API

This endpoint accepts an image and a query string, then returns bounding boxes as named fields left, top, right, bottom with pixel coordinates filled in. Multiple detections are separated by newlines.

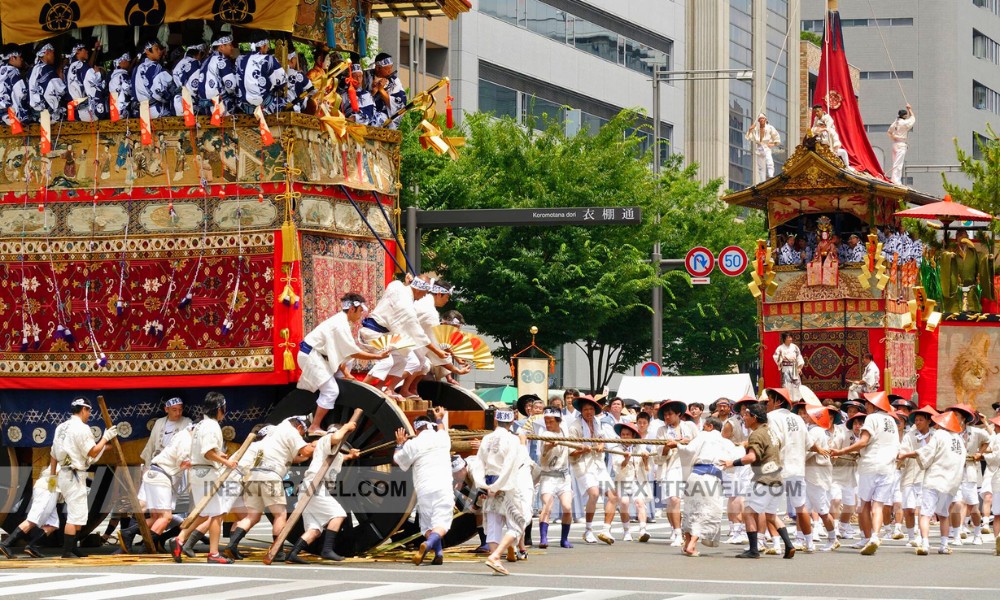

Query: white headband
left=36, top=44, right=54, bottom=58
left=288, top=51, right=297, bottom=60
left=115, top=52, right=130, bottom=64
left=254, top=39, right=269, bottom=49
left=442, top=317, right=463, bottom=326
left=410, top=279, right=433, bottom=292
left=351, top=63, right=362, bottom=73
left=431, top=284, right=454, bottom=295
left=342, top=300, right=368, bottom=311
left=143, top=40, right=160, bottom=52
left=212, top=36, right=233, bottom=47
left=495, top=409, right=515, bottom=423
left=165, top=397, right=183, bottom=408
left=451, top=455, right=466, bottom=472
left=72, top=43, right=87, bottom=54
left=414, top=419, right=436, bottom=431
left=375, top=57, right=393, bottom=67
left=187, top=44, right=205, bottom=52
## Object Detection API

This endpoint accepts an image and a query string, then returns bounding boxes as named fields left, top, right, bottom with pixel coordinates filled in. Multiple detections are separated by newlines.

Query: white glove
left=102, top=425, right=119, bottom=442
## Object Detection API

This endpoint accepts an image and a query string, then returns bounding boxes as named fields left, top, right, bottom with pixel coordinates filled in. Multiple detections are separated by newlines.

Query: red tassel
left=67, top=100, right=76, bottom=122
left=446, top=81, right=454, bottom=129
left=109, top=92, right=120, bottom=122
left=347, top=81, right=359, bottom=113
left=8, top=108, right=22, bottom=134
left=210, top=97, right=224, bottom=127
left=356, top=150, right=363, bottom=183
left=341, top=149, right=350, bottom=178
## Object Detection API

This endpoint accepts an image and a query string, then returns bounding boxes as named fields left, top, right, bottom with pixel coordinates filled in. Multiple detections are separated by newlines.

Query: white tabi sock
left=905, top=527, right=914, bottom=540
left=804, top=533, right=813, bottom=546
left=826, top=527, right=836, bottom=541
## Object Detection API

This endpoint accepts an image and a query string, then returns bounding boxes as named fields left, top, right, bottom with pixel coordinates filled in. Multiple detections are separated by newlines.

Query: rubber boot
left=182, top=530, right=205, bottom=558
left=539, top=522, right=549, bottom=548
left=560, top=523, right=573, bottom=548
left=0, top=527, right=25, bottom=558
left=321, top=529, right=344, bottom=561
left=223, top=528, right=247, bottom=561
left=120, top=523, right=140, bottom=553
left=524, top=523, right=533, bottom=547
left=286, top=538, right=309, bottom=564
left=62, top=532, right=84, bottom=559
left=272, top=535, right=286, bottom=562
left=25, top=528, right=47, bottom=559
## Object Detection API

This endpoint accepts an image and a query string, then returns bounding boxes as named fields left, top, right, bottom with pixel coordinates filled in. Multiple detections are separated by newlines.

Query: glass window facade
left=729, top=1, right=754, bottom=191
left=480, top=0, right=672, bottom=76
left=973, top=29, right=1000, bottom=64
left=478, top=77, right=672, bottom=165
left=860, top=71, right=914, bottom=80
left=973, top=80, right=1000, bottom=113
left=802, top=17, right=913, bottom=31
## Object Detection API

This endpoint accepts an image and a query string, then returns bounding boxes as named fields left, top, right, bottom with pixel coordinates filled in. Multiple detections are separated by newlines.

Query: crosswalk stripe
left=0, top=574, right=158, bottom=597
left=552, top=591, right=632, bottom=599
left=0, top=573, right=53, bottom=584
left=288, top=582, right=436, bottom=600
left=45, top=575, right=256, bottom=600
left=432, top=587, right=539, bottom=600
left=176, top=579, right=320, bottom=600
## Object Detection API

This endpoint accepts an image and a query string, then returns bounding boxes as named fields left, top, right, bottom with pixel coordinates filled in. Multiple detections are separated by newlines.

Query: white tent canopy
left=616, top=374, right=755, bottom=406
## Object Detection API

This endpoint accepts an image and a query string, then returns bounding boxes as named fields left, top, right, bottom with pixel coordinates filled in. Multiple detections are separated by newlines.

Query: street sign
left=691, top=277, right=711, bottom=285
left=414, top=207, right=642, bottom=228
left=685, top=246, right=715, bottom=278
left=717, top=245, right=749, bottom=277
left=640, top=361, right=662, bottom=377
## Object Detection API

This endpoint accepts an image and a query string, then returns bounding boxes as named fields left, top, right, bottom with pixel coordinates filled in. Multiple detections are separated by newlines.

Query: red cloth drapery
left=812, top=11, right=888, bottom=180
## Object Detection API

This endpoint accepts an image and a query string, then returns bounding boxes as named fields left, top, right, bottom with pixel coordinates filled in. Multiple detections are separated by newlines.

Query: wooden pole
left=95, top=395, right=156, bottom=554
left=179, top=431, right=257, bottom=531
left=263, top=407, right=364, bottom=565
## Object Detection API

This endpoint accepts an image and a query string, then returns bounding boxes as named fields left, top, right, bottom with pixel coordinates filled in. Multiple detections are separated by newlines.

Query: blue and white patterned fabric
left=238, top=51, right=286, bottom=113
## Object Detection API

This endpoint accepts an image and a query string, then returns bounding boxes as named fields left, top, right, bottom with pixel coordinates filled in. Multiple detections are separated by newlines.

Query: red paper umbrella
left=895, top=194, right=994, bottom=222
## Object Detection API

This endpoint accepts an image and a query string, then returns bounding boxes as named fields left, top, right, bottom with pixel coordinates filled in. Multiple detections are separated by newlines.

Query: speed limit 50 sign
left=718, top=245, right=749, bottom=277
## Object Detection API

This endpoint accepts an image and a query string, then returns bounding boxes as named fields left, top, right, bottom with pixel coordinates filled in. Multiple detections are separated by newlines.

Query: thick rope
left=754, top=6, right=794, bottom=119
left=867, top=0, right=909, bottom=105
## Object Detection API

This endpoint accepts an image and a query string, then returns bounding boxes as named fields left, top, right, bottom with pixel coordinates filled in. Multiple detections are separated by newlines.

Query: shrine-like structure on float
left=725, top=5, right=998, bottom=415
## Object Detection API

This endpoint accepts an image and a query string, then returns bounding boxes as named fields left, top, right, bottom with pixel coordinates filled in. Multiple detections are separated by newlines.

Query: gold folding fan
left=432, top=324, right=460, bottom=347
left=368, top=333, right=416, bottom=352
left=467, top=335, right=493, bottom=364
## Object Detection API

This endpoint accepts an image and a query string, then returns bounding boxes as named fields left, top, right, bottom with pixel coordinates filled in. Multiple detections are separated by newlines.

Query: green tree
left=942, top=128, right=1000, bottom=238
left=400, top=110, right=762, bottom=389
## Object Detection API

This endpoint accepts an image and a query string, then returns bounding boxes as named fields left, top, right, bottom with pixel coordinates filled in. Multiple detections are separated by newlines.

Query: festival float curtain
left=2, top=0, right=298, bottom=44
left=813, top=11, right=887, bottom=180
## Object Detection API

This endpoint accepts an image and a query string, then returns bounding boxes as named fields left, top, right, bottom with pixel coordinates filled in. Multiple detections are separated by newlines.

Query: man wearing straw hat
left=568, top=395, right=619, bottom=545
left=801, top=404, right=840, bottom=551
left=478, top=407, right=532, bottom=575
left=898, top=405, right=937, bottom=549
left=764, top=388, right=814, bottom=552
left=831, top=391, right=900, bottom=555
left=898, top=409, right=966, bottom=555
left=655, top=399, right=699, bottom=547
left=611, top=421, right=652, bottom=543
left=537, top=407, right=574, bottom=549
left=943, top=404, right=989, bottom=547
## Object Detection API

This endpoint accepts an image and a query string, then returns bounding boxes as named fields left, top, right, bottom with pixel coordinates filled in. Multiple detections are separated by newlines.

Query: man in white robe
left=887, top=104, right=914, bottom=185
left=478, top=409, right=532, bottom=575
left=746, top=113, right=780, bottom=182
left=848, top=352, right=880, bottom=400
left=298, top=293, right=390, bottom=435
left=772, top=334, right=804, bottom=402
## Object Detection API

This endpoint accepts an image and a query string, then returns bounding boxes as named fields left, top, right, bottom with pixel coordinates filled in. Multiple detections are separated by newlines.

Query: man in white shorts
left=394, top=407, right=454, bottom=565
left=537, top=407, right=574, bottom=549
left=983, top=414, right=1000, bottom=555
left=569, top=395, right=619, bottom=545
left=944, top=404, right=989, bottom=546
left=721, top=402, right=795, bottom=559
left=899, top=406, right=937, bottom=548
left=286, top=421, right=360, bottom=563
left=655, top=399, right=699, bottom=547
left=802, top=404, right=840, bottom=551
left=51, top=396, right=119, bottom=559
left=899, top=410, right=966, bottom=555
left=831, top=391, right=900, bottom=555
left=167, top=392, right=239, bottom=564
left=765, top=388, right=813, bottom=551
left=832, top=405, right=864, bottom=539
left=722, top=396, right=755, bottom=544
left=0, top=458, right=62, bottom=559
left=224, top=415, right=314, bottom=561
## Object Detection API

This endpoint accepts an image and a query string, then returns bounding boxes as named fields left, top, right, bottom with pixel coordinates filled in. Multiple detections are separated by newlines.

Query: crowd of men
left=3, top=294, right=999, bottom=567
left=776, top=224, right=924, bottom=267
left=0, top=35, right=407, bottom=129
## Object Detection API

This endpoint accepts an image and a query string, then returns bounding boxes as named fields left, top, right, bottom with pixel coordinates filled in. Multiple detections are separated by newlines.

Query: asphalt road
left=1, top=522, right=999, bottom=600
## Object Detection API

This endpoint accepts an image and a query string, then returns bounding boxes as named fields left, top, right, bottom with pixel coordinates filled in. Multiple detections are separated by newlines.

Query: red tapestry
left=0, top=231, right=282, bottom=388
left=300, top=234, right=391, bottom=333
left=800, top=329, right=869, bottom=393
left=886, top=330, right=917, bottom=389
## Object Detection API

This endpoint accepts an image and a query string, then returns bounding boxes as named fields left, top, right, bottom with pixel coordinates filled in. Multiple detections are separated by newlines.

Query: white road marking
left=288, top=582, right=435, bottom=600
left=0, top=574, right=158, bottom=597
left=178, top=579, right=322, bottom=600
left=553, top=591, right=633, bottom=599
left=45, top=575, right=255, bottom=600
left=431, top=587, right=538, bottom=600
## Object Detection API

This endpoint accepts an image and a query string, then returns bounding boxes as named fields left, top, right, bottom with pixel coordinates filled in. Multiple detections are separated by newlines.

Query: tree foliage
left=398, top=110, right=763, bottom=389
left=942, top=128, right=1000, bottom=238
